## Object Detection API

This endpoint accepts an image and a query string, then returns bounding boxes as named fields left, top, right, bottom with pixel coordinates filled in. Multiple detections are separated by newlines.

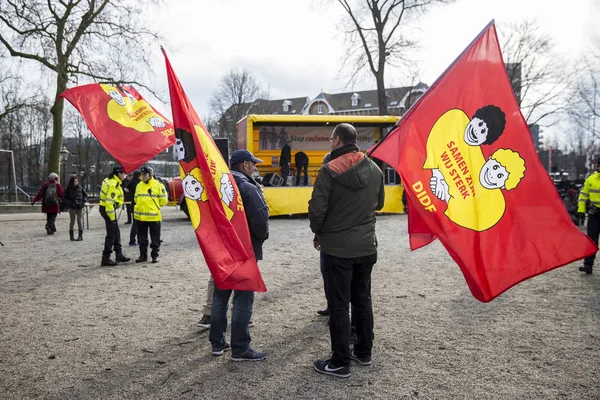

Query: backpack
left=44, top=183, right=59, bottom=205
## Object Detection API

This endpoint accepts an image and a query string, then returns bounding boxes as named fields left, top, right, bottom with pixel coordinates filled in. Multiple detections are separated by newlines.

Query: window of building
left=351, top=92, right=361, bottom=107
left=317, top=104, right=324, bottom=114
left=364, top=103, right=372, bottom=108
left=282, top=100, right=292, bottom=112
left=390, top=100, right=399, bottom=106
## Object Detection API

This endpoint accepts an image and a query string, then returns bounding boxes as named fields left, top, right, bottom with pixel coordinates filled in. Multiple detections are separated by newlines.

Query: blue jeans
left=209, top=284, right=254, bottom=355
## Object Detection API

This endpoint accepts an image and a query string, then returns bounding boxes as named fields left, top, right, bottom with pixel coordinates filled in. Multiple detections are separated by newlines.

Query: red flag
left=162, top=48, right=266, bottom=292
left=60, top=84, right=175, bottom=172
left=371, top=21, right=596, bottom=302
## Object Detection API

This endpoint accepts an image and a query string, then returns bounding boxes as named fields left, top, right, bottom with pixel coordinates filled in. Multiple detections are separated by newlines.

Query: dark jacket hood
left=325, top=151, right=373, bottom=191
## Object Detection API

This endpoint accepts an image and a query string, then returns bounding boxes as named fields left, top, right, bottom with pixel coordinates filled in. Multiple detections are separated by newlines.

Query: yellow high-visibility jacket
left=578, top=172, right=600, bottom=213
left=134, top=178, right=168, bottom=222
left=99, top=175, right=124, bottom=222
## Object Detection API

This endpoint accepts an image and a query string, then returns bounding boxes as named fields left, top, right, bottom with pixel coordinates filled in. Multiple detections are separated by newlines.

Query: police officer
left=100, top=166, right=131, bottom=266
left=578, top=158, right=600, bottom=274
left=134, top=166, right=168, bottom=263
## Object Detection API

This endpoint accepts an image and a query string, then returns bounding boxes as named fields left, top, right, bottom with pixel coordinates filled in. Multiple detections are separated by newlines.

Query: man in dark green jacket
left=309, top=123, right=384, bottom=378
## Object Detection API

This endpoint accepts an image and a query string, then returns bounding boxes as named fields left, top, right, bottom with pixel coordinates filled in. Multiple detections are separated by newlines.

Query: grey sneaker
left=196, top=315, right=211, bottom=329
left=231, top=349, right=266, bottom=362
left=350, top=349, right=372, bottom=366
left=211, top=342, right=231, bottom=356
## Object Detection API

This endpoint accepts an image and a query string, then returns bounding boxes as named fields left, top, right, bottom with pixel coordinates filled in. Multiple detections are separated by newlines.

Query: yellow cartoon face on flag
left=100, top=84, right=167, bottom=133
left=422, top=108, right=526, bottom=231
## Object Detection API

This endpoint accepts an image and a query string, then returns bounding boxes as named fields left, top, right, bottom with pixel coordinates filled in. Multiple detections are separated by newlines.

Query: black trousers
left=296, top=161, right=308, bottom=186
left=584, top=211, right=600, bottom=266
left=280, top=165, right=289, bottom=185
left=126, top=203, right=133, bottom=223
left=322, top=252, right=376, bottom=367
left=129, top=219, right=139, bottom=244
left=99, top=206, right=122, bottom=257
left=46, top=213, right=57, bottom=231
left=137, top=220, right=161, bottom=258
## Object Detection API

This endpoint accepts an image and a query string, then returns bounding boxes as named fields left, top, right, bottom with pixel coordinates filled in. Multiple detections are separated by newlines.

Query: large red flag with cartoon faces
left=370, top=21, right=596, bottom=302
left=61, top=84, right=175, bottom=173
left=162, top=48, right=266, bottom=292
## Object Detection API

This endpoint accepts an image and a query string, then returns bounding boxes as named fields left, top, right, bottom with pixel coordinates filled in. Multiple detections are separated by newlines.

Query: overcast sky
left=150, top=0, right=596, bottom=123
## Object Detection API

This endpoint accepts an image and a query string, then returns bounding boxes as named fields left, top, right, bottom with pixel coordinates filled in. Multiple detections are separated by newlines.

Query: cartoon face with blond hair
left=480, top=149, right=526, bottom=191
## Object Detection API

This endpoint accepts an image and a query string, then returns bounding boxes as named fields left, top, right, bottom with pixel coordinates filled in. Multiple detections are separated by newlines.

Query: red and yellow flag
left=371, top=21, right=596, bottom=302
left=162, top=48, right=266, bottom=292
left=60, top=84, right=175, bottom=172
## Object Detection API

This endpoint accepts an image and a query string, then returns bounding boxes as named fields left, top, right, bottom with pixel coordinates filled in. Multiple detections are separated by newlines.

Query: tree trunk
left=48, top=71, right=67, bottom=178
left=376, top=72, right=388, bottom=115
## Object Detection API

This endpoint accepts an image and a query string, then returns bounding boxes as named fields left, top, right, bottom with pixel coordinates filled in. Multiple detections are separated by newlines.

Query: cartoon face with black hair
left=175, top=128, right=197, bottom=163
left=182, top=173, right=204, bottom=200
left=465, top=105, right=506, bottom=146
left=464, top=117, right=489, bottom=145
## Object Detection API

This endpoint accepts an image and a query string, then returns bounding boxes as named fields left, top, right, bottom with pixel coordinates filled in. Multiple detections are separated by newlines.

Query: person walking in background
left=279, top=140, right=292, bottom=186
left=99, top=166, right=131, bottom=267
left=295, top=151, right=309, bottom=186
left=63, top=176, right=88, bottom=241
left=127, top=170, right=141, bottom=246
left=209, top=150, right=269, bottom=361
left=134, top=166, right=168, bottom=264
left=31, top=172, right=64, bottom=235
left=122, top=172, right=134, bottom=224
left=309, top=123, right=384, bottom=378
left=577, top=158, right=600, bottom=274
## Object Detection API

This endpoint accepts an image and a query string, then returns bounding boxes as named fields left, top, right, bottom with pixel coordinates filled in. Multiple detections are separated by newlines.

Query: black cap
left=112, top=165, right=125, bottom=174
left=230, top=150, right=263, bottom=165
left=140, top=166, right=154, bottom=174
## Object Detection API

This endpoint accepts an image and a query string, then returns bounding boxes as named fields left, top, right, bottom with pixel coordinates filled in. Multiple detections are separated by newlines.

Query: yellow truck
left=236, top=114, right=400, bottom=184
left=236, top=114, right=405, bottom=215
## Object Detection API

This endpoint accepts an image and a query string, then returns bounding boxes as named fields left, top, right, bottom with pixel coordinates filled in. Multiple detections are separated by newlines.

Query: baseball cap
left=230, top=150, right=263, bottom=165
left=140, top=166, right=154, bottom=174
left=112, top=165, right=125, bottom=174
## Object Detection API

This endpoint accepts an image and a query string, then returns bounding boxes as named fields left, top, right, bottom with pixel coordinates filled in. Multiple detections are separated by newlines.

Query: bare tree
left=209, top=69, right=264, bottom=153
left=500, top=19, right=574, bottom=127
left=334, top=0, right=452, bottom=115
left=0, top=0, right=162, bottom=177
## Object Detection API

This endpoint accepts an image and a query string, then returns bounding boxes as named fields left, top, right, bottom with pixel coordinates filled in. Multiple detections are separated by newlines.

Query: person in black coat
left=295, top=151, right=309, bottom=186
left=279, top=140, right=292, bottom=186
left=122, top=172, right=134, bottom=224
left=63, top=176, right=88, bottom=241
left=127, top=170, right=141, bottom=245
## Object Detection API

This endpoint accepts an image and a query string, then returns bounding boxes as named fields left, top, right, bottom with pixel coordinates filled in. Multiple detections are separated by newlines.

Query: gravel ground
left=0, top=208, right=598, bottom=400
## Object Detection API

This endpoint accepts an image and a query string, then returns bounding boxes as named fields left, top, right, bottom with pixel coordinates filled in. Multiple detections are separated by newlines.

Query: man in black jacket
left=127, top=170, right=141, bottom=245
left=279, top=140, right=292, bottom=186
left=209, top=150, right=270, bottom=362
left=309, top=123, right=384, bottom=378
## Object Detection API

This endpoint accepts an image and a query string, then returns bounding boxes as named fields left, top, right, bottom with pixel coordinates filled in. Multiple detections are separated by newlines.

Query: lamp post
left=59, top=146, right=70, bottom=185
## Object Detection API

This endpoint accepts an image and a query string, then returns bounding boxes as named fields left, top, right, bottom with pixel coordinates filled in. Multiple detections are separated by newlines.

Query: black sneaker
left=196, top=315, right=211, bottom=329
left=314, top=359, right=351, bottom=378
left=248, top=320, right=255, bottom=328
left=350, top=349, right=372, bottom=366
left=231, top=349, right=266, bottom=362
left=579, top=265, right=593, bottom=274
left=211, top=342, right=231, bottom=356
left=317, top=308, right=330, bottom=316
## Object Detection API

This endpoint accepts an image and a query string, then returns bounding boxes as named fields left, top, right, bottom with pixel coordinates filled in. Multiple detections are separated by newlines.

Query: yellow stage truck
left=236, top=114, right=405, bottom=215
